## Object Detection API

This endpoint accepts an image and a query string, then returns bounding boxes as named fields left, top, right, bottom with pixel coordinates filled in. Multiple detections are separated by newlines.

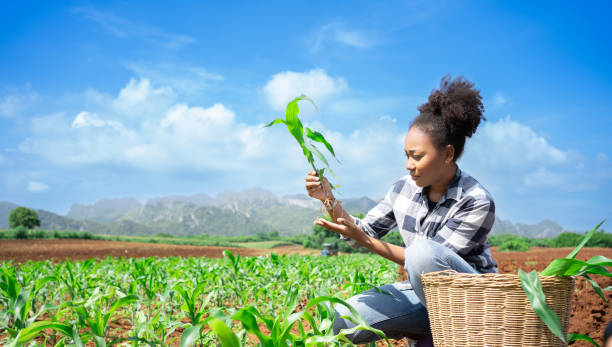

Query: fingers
left=305, top=175, right=320, bottom=182
left=315, top=218, right=348, bottom=232
left=305, top=182, right=321, bottom=191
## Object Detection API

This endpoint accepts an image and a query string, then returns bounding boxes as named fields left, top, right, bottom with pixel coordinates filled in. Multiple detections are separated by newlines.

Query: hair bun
left=418, top=75, right=485, bottom=139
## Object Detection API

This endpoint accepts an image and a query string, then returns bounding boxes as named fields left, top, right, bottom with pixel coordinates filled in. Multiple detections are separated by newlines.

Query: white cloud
left=72, top=7, right=195, bottom=49
left=459, top=116, right=608, bottom=194
left=378, top=115, right=397, bottom=123
left=312, top=23, right=375, bottom=51
left=597, top=152, right=609, bottom=163
left=0, top=90, right=38, bottom=118
left=27, top=181, right=48, bottom=193
left=466, top=116, right=567, bottom=169
left=114, top=78, right=174, bottom=112
left=334, top=29, right=371, bottom=48
left=263, top=69, right=348, bottom=112
left=493, top=93, right=507, bottom=107
left=125, top=62, right=224, bottom=95
left=72, top=111, right=126, bottom=132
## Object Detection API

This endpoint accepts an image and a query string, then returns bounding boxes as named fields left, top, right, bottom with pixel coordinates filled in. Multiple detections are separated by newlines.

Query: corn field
left=1, top=251, right=398, bottom=346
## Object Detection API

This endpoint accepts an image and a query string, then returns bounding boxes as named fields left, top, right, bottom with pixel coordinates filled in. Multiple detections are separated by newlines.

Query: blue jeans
left=333, top=239, right=479, bottom=344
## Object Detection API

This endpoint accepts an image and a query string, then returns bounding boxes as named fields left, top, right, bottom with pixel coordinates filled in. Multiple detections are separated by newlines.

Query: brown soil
left=0, top=239, right=317, bottom=263
left=1, top=240, right=610, bottom=346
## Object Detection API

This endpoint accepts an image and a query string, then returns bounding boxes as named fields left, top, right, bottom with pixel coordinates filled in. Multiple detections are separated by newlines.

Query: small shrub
left=32, top=229, right=46, bottom=239
left=498, top=238, right=530, bottom=252
left=14, top=226, right=28, bottom=239
left=80, top=231, right=93, bottom=239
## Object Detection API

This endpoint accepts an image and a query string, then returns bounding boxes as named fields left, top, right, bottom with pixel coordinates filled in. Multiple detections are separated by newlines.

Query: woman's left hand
left=314, top=217, right=363, bottom=241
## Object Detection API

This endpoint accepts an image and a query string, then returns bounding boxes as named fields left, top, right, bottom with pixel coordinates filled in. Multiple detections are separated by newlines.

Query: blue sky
left=1, top=1, right=610, bottom=230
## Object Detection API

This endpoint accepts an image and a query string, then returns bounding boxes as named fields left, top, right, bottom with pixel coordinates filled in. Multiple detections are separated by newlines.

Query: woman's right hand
left=305, top=171, right=334, bottom=202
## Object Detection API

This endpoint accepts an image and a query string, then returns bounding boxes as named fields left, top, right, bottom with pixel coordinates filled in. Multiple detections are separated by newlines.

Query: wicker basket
left=421, top=270, right=574, bottom=347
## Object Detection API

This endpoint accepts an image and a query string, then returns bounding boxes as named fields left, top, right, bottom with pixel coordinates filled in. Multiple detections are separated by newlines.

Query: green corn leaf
left=71, top=324, right=84, bottom=347
left=586, top=255, right=612, bottom=267
left=303, top=296, right=388, bottom=342
left=102, top=294, right=139, bottom=333
left=34, top=276, right=56, bottom=292
left=568, top=333, right=599, bottom=346
left=584, top=274, right=608, bottom=303
left=566, top=220, right=605, bottom=259
left=304, top=142, right=329, bottom=168
left=92, top=335, right=106, bottom=347
left=293, top=94, right=319, bottom=112
left=306, top=128, right=338, bottom=160
left=300, top=142, right=314, bottom=166
left=180, top=324, right=201, bottom=347
left=518, top=269, right=566, bottom=343
left=264, top=118, right=286, bottom=127
left=285, top=100, right=305, bottom=146
left=541, top=258, right=612, bottom=277
left=232, top=308, right=273, bottom=347
left=540, top=258, right=588, bottom=276
left=15, top=321, right=74, bottom=344
left=208, top=318, right=241, bottom=347
left=342, top=282, right=393, bottom=297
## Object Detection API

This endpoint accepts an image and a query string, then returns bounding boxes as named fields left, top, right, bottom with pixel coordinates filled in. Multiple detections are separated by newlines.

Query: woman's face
left=404, top=126, right=449, bottom=188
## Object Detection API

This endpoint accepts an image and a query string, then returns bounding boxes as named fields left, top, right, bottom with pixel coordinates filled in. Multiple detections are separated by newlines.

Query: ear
left=444, top=145, right=455, bottom=164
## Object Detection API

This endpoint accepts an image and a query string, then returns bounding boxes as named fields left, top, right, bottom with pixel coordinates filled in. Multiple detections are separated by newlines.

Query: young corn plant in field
left=71, top=292, right=139, bottom=346
left=0, top=266, right=57, bottom=340
left=520, top=220, right=609, bottom=346
left=265, top=94, right=340, bottom=190
left=206, top=286, right=391, bottom=346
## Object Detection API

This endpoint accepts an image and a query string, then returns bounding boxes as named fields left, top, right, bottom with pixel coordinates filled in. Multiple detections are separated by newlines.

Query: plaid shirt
left=353, top=166, right=498, bottom=273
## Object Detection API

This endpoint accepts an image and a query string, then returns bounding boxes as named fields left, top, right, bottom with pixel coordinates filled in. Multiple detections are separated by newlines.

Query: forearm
left=323, top=198, right=353, bottom=224
left=353, top=232, right=405, bottom=266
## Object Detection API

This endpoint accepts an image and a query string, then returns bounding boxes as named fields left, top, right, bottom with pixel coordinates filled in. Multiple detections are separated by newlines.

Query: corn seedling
left=265, top=95, right=340, bottom=190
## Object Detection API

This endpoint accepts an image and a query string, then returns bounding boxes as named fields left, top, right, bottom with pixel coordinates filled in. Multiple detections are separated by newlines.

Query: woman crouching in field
left=305, top=76, right=498, bottom=346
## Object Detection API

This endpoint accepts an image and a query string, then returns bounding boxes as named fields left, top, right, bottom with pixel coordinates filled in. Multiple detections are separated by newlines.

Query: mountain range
left=0, top=188, right=566, bottom=238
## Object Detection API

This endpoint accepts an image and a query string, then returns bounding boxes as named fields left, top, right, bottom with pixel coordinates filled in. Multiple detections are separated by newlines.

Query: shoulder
left=456, top=169, right=495, bottom=209
left=389, top=174, right=419, bottom=196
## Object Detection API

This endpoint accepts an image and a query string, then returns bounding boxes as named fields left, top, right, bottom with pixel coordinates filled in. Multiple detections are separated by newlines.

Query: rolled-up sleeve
left=431, top=197, right=495, bottom=256
left=352, top=186, right=398, bottom=240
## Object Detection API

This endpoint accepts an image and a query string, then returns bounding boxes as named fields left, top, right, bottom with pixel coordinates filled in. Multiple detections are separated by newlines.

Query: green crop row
left=0, top=252, right=398, bottom=346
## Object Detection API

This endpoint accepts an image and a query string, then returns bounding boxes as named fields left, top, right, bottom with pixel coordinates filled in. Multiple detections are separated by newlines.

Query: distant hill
left=1, top=189, right=569, bottom=239
left=490, top=217, right=564, bottom=238
left=0, top=201, right=19, bottom=228
left=67, top=198, right=142, bottom=222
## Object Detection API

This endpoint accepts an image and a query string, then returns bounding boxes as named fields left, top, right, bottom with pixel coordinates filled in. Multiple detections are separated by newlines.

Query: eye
left=413, top=155, right=423, bottom=160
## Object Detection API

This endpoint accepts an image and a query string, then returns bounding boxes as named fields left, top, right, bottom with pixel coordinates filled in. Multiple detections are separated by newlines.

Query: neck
left=430, top=164, right=457, bottom=196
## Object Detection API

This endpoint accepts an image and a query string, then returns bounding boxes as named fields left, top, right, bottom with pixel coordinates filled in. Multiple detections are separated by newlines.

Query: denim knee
left=404, top=239, right=444, bottom=275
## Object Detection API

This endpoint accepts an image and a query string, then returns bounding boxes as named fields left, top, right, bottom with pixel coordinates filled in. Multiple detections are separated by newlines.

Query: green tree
left=9, top=207, right=41, bottom=229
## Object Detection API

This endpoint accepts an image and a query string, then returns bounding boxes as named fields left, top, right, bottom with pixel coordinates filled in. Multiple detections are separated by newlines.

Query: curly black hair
left=411, top=75, right=485, bottom=161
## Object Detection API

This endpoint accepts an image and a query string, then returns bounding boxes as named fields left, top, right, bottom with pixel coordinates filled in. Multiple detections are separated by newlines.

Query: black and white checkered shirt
left=353, top=166, right=498, bottom=273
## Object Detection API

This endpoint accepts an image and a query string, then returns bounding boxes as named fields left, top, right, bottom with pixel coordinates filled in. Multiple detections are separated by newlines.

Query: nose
left=406, top=158, right=415, bottom=171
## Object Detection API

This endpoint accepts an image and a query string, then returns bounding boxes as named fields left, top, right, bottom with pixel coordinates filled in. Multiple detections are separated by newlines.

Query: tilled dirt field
left=1, top=240, right=610, bottom=346
left=0, top=239, right=317, bottom=263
